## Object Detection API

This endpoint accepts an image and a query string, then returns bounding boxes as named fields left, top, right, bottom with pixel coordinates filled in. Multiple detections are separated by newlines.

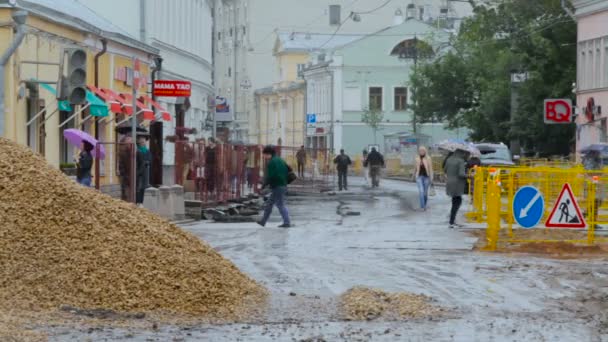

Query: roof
left=275, top=32, right=363, bottom=54
left=1, top=0, right=158, bottom=55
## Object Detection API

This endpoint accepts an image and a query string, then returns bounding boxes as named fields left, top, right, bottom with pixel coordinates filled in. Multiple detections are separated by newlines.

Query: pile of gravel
left=0, top=138, right=266, bottom=319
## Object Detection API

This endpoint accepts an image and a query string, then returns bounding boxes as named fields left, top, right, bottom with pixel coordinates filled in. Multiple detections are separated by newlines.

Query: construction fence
left=466, top=165, right=608, bottom=250
left=174, top=142, right=336, bottom=205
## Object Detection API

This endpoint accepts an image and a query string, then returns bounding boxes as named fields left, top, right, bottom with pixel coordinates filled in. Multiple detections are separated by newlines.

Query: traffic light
left=65, top=48, right=87, bottom=105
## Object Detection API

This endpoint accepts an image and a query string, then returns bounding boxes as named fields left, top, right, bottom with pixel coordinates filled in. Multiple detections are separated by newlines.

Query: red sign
left=154, top=80, right=192, bottom=97
left=544, top=99, right=572, bottom=124
left=545, top=183, right=586, bottom=229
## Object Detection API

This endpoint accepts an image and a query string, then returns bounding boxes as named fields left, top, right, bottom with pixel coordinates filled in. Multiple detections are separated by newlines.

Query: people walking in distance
left=444, top=149, right=467, bottom=228
left=362, top=148, right=369, bottom=183
left=257, top=145, right=292, bottom=228
left=76, top=141, right=94, bottom=187
left=334, top=149, right=352, bottom=191
left=296, top=145, right=306, bottom=178
left=414, top=146, right=433, bottom=210
left=364, top=147, right=385, bottom=188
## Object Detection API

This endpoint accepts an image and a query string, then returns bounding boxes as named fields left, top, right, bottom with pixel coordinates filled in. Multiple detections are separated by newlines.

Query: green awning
left=37, top=81, right=108, bottom=117
left=86, top=90, right=109, bottom=117
left=39, top=83, right=72, bottom=112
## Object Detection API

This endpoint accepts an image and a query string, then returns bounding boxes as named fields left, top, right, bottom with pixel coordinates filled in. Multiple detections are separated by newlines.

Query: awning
left=120, top=93, right=155, bottom=121
left=86, top=90, right=109, bottom=117
left=141, top=95, right=171, bottom=122
left=102, top=88, right=134, bottom=115
left=88, top=85, right=122, bottom=114
left=39, top=83, right=72, bottom=112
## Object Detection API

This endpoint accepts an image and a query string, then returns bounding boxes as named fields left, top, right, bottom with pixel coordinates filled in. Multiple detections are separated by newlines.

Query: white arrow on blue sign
left=306, top=114, right=316, bottom=124
left=512, top=186, right=545, bottom=229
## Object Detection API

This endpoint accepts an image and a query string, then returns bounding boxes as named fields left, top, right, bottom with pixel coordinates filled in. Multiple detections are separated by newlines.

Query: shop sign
left=114, top=66, right=147, bottom=89
left=153, top=80, right=192, bottom=97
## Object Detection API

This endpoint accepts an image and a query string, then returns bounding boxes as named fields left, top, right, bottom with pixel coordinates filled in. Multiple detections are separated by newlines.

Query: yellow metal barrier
left=473, top=166, right=608, bottom=250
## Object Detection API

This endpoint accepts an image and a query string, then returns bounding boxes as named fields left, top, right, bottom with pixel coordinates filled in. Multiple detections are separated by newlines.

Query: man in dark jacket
left=77, top=141, right=94, bottom=187
left=257, top=145, right=291, bottom=228
left=334, top=149, right=352, bottom=191
left=444, top=149, right=467, bottom=228
left=364, top=147, right=385, bottom=187
left=136, top=135, right=151, bottom=206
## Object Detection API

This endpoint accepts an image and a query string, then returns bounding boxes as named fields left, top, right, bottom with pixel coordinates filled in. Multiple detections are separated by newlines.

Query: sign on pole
left=544, top=99, right=573, bottom=124
left=512, top=186, right=545, bottom=229
left=545, top=183, right=586, bottom=228
left=306, top=113, right=317, bottom=124
left=153, top=80, right=192, bottom=97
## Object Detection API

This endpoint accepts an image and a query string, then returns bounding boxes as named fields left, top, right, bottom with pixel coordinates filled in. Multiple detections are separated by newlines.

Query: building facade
left=78, top=0, right=214, bottom=185
left=0, top=0, right=159, bottom=194
left=213, top=0, right=473, bottom=143
left=303, top=19, right=467, bottom=155
left=574, top=0, right=608, bottom=151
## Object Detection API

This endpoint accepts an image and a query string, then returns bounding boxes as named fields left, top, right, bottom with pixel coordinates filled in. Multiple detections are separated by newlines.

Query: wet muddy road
left=54, top=179, right=608, bottom=341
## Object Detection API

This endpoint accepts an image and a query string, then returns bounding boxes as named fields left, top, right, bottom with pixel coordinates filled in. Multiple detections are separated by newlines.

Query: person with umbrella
left=76, top=141, right=94, bottom=187
left=444, top=148, right=468, bottom=229
left=63, top=129, right=105, bottom=187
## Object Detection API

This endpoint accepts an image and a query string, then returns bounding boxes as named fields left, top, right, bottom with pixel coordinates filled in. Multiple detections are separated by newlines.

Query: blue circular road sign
left=512, top=186, right=545, bottom=229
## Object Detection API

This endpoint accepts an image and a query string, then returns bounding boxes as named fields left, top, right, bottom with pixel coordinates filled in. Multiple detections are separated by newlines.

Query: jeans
left=78, top=176, right=92, bottom=187
left=338, top=169, right=348, bottom=190
left=416, top=176, right=430, bottom=209
left=370, top=166, right=381, bottom=187
left=261, top=186, right=290, bottom=226
left=450, top=196, right=463, bottom=225
left=297, top=162, right=305, bottom=178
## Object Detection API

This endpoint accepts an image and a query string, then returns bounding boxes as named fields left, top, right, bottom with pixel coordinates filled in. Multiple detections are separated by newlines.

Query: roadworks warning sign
left=545, top=183, right=586, bottom=229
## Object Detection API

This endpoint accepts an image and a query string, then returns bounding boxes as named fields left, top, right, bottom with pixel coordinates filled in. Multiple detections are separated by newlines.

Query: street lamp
left=510, top=69, right=528, bottom=157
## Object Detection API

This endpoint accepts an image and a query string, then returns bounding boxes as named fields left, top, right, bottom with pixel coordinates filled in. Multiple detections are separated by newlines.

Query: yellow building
left=253, top=32, right=310, bottom=147
left=0, top=2, right=160, bottom=194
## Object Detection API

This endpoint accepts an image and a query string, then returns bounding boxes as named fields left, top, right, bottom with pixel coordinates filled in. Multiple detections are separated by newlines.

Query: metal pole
left=131, top=57, right=138, bottom=203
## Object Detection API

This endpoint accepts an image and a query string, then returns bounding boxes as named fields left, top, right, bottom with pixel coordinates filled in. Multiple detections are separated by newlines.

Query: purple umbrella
left=63, top=129, right=106, bottom=159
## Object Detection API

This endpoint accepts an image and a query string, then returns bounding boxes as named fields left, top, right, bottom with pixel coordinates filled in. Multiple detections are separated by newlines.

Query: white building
left=78, top=0, right=214, bottom=185
left=213, top=0, right=472, bottom=144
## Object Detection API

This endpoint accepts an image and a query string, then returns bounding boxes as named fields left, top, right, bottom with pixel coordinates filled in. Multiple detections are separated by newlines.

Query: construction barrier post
left=484, top=169, right=501, bottom=251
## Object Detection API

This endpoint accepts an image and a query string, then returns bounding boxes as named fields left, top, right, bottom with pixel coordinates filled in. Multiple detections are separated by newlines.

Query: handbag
left=286, top=164, right=297, bottom=184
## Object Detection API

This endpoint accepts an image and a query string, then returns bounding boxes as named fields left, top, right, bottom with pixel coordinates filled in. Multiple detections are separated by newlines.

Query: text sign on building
left=153, top=80, right=192, bottom=97
left=544, top=99, right=573, bottom=124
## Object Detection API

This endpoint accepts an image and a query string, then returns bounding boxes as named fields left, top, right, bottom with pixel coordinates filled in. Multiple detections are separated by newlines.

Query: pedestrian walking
left=135, top=135, right=151, bottom=207
left=257, top=145, right=292, bottom=228
left=362, top=148, right=369, bottom=183
left=334, top=149, right=352, bottom=191
left=444, top=149, right=467, bottom=228
left=205, top=138, right=217, bottom=195
left=364, top=147, right=385, bottom=188
left=76, top=141, right=94, bottom=187
left=296, top=145, right=306, bottom=178
left=414, top=146, right=433, bottom=210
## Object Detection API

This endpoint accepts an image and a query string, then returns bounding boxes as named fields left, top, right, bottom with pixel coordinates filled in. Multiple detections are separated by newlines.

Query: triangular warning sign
left=545, top=183, right=586, bottom=229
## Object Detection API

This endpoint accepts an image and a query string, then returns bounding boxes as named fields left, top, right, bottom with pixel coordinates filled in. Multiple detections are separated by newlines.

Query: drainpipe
left=139, top=0, right=147, bottom=41
left=561, top=0, right=576, bottom=20
left=150, top=57, right=163, bottom=186
left=93, top=38, right=107, bottom=191
left=0, top=10, right=28, bottom=138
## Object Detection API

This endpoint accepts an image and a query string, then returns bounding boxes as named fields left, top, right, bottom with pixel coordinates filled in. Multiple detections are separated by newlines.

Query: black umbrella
left=115, top=125, right=149, bottom=135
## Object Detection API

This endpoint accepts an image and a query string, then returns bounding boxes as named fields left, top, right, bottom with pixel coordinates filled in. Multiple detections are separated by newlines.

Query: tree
left=362, top=105, right=384, bottom=145
left=411, top=0, right=576, bottom=156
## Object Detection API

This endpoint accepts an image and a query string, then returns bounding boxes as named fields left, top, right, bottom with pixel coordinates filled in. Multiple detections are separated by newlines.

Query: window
left=218, top=32, right=221, bottom=41
left=230, top=28, right=233, bottom=37
left=228, top=67, right=232, bottom=77
left=343, top=87, right=361, bottom=111
left=369, top=87, right=383, bottom=110
left=394, top=87, right=407, bottom=111
left=297, top=64, right=305, bottom=78
left=242, top=26, right=246, bottom=35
